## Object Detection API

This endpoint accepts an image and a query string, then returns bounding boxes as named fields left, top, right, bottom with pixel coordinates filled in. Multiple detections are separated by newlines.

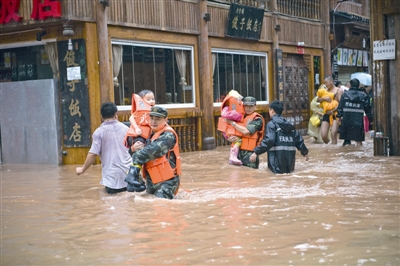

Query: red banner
left=0, top=0, right=23, bottom=24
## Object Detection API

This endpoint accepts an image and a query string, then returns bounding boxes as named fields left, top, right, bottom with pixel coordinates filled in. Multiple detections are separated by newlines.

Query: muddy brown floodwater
left=1, top=137, right=399, bottom=265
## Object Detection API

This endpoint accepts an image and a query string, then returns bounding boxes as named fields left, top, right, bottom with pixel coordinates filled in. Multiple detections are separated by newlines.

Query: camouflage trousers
left=145, top=175, right=180, bottom=199
left=238, top=149, right=259, bottom=169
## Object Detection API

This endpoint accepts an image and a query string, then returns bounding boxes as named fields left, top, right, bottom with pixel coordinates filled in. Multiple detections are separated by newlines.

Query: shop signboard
left=0, top=0, right=61, bottom=24
left=226, top=3, right=264, bottom=40
left=276, top=49, right=284, bottom=101
left=332, top=54, right=338, bottom=83
left=58, top=39, right=91, bottom=148
left=373, top=39, right=396, bottom=60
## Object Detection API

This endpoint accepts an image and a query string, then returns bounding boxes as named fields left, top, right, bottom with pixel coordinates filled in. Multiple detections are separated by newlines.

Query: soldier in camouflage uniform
left=226, top=96, right=265, bottom=169
left=124, top=106, right=181, bottom=199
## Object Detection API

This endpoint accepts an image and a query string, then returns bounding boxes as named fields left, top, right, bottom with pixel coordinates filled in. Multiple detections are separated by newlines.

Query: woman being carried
left=317, top=84, right=338, bottom=126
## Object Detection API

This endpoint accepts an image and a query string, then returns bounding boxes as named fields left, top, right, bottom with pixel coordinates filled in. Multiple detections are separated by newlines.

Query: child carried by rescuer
left=124, top=90, right=155, bottom=155
left=317, top=84, right=338, bottom=125
left=217, top=90, right=245, bottom=166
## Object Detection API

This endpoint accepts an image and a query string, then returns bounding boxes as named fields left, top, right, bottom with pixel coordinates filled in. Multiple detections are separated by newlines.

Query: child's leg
left=127, top=137, right=134, bottom=155
left=229, top=138, right=242, bottom=166
left=129, top=136, right=146, bottom=156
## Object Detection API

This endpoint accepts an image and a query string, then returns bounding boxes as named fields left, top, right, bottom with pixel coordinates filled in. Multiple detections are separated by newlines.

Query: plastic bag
left=310, top=114, right=321, bottom=127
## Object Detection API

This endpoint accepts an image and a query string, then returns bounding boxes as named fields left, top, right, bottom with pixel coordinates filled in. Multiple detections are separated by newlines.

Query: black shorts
left=105, top=186, right=127, bottom=194
left=322, top=114, right=336, bottom=122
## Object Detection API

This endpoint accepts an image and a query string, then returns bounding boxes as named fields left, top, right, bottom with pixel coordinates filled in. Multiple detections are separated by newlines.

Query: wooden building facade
left=0, top=0, right=330, bottom=164
left=329, top=0, right=370, bottom=84
left=369, top=0, right=400, bottom=156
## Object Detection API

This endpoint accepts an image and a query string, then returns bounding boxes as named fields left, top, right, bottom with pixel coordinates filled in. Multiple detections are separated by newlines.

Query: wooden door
left=282, top=54, right=310, bottom=133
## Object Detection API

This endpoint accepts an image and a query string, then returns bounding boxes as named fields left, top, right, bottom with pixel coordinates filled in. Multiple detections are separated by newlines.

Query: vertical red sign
left=0, top=0, right=23, bottom=24
left=31, top=0, right=61, bottom=20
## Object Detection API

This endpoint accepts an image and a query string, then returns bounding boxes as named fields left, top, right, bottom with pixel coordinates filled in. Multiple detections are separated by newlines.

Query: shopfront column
left=198, top=0, right=215, bottom=150
left=96, top=1, right=112, bottom=103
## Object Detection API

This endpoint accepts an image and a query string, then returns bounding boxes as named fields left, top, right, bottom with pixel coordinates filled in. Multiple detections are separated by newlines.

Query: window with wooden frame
left=212, top=49, right=269, bottom=105
left=111, top=40, right=195, bottom=111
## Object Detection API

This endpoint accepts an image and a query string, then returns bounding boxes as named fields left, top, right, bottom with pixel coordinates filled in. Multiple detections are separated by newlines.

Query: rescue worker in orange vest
left=124, top=90, right=155, bottom=155
left=124, top=106, right=181, bottom=199
left=224, top=96, right=265, bottom=169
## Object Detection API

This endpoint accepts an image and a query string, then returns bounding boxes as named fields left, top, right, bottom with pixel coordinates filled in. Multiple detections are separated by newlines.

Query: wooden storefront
left=1, top=0, right=328, bottom=164
left=369, top=0, right=400, bottom=156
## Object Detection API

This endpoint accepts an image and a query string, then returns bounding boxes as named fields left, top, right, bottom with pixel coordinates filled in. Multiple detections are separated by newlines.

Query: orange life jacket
left=217, top=94, right=245, bottom=135
left=238, top=113, right=265, bottom=151
left=124, top=94, right=152, bottom=144
left=142, top=125, right=181, bottom=188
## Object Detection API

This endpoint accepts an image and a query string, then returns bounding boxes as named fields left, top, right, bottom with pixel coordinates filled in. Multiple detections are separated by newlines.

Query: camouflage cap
left=150, top=106, right=168, bottom=118
left=242, top=96, right=257, bottom=106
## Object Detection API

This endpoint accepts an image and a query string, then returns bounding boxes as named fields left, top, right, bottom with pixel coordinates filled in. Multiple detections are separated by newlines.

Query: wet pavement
left=1, top=137, right=399, bottom=265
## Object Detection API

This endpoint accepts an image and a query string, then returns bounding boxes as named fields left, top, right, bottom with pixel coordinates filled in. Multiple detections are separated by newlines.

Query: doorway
left=282, top=54, right=310, bottom=133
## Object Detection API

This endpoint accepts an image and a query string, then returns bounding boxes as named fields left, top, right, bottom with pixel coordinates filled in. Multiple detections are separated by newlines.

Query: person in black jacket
left=249, top=100, right=309, bottom=174
left=337, top=78, right=373, bottom=146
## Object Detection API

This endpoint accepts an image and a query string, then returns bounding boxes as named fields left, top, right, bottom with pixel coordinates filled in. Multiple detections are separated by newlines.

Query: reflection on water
left=1, top=138, right=399, bottom=265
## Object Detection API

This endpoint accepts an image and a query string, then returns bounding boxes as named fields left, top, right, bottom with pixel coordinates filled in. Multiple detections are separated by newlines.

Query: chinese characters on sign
left=226, top=3, right=264, bottom=40
left=31, top=0, right=61, bottom=20
left=332, top=54, right=338, bottom=83
left=0, top=0, right=22, bottom=24
left=373, top=39, right=396, bottom=61
left=276, top=49, right=284, bottom=102
left=0, top=0, right=62, bottom=24
left=286, top=116, right=303, bottom=126
left=58, top=39, right=90, bottom=147
left=67, top=66, right=81, bottom=81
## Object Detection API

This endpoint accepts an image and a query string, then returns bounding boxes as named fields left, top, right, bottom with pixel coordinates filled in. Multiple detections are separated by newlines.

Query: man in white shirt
left=76, top=102, right=131, bottom=194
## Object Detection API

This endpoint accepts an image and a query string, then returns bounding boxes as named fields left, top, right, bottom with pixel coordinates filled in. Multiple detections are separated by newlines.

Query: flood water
left=1, top=137, right=399, bottom=265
